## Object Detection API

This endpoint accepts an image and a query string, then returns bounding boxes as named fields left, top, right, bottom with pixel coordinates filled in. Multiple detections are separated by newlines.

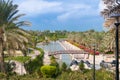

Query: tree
left=100, top=0, right=118, bottom=19
left=61, top=62, right=67, bottom=71
left=50, top=55, right=60, bottom=76
left=50, top=56, right=57, bottom=66
left=40, top=65, right=57, bottom=78
left=79, top=62, right=85, bottom=71
left=0, top=0, right=31, bottom=73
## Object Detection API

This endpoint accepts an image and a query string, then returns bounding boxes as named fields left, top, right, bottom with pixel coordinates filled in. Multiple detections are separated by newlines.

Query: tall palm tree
left=101, top=0, right=120, bottom=53
left=101, top=30, right=115, bottom=52
left=0, top=0, right=31, bottom=73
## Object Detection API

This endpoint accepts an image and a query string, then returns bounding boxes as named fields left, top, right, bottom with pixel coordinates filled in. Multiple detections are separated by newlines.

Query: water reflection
left=37, top=41, right=72, bottom=65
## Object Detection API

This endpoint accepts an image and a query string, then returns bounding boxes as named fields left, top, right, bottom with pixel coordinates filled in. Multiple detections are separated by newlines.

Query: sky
left=14, top=0, right=105, bottom=31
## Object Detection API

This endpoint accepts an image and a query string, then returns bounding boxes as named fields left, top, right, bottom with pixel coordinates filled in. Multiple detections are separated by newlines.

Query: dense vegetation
left=0, top=53, right=115, bottom=80
left=5, top=56, right=31, bottom=63
left=30, top=29, right=115, bottom=54
left=0, top=0, right=31, bottom=73
left=67, top=30, right=115, bottom=54
left=41, top=65, right=57, bottom=78
left=25, top=48, right=44, bottom=74
left=27, top=30, right=111, bottom=55
left=0, top=69, right=114, bottom=80
left=29, top=30, right=67, bottom=44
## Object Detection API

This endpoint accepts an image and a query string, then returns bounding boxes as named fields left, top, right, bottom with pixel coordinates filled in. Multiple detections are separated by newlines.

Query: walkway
left=43, top=50, right=51, bottom=65
left=48, top=50, right=87, bottom=55
left=58, top=41, right=88, bottom=59
left=13, top=49, right=41, bottom=75
left=11, top=61, right=26, bottom=75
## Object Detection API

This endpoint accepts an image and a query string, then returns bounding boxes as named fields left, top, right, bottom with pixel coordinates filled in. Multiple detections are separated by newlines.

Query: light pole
left=91, top=44, right=96, bottom=80
left=93, top=45, right=95, bottom=80
left=110, top=0, right=120, bottom=79
left=110, top=14, right=120, bottom=80
left=103, top=0, right=120, bottom=80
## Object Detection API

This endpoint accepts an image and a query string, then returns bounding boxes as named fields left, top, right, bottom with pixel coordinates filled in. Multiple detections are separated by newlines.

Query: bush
left=79, top=62, right=85, bottom=71
left=5, top=56, right=31, bottom=63
left=96, top=69, right=114, bottom=80
left=0, top=73, right=6, bottom=79
left=105, top=51, right=113, bottom=54
left=50, top=55, right=60, bottom=76
left=3, top=69, right=114, bottom=80
left=41, top=65, right=56, bottom=78
left=50, top=56, right=58, bottom=66
left=25, top=48, right=44, bottom=74
left=61, top=62, right=67, bottom=71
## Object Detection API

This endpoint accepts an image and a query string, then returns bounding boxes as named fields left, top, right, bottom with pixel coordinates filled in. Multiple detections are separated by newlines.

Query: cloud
left=13, top=0, right=103, bottom=31
left=57, top=4, right=98, bottom=22
left=15, top=0, right=62, bottom=16
left=98, top=0, right=107, bottom=11
left=14, top=0, right=101, bottom=23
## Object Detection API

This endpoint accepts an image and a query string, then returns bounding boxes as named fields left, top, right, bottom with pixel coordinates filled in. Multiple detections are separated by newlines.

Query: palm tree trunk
left=0, top=29, right=5, bottom=73
left=0, top=40, right=5, bottom=73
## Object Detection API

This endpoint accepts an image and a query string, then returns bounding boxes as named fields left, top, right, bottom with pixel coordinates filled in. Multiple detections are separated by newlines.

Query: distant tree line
left=67, top=29, right=115, bottom=54
left=29, top=29, right=116, bottom=54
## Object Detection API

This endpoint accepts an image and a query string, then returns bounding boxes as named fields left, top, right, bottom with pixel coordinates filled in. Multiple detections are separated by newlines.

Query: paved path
left=58, top=41, right=86, bottom=59
left=12, top=61, right=26, bottom=75
left=13, top=50, right=41, bottom=75
left=43, top=50, right=51, bottom=65
left=28, top=50, right=40, bottom=59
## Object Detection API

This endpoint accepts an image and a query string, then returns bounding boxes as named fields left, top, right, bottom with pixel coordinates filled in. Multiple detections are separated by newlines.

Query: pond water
left=37, top=41, right=72, bottom=66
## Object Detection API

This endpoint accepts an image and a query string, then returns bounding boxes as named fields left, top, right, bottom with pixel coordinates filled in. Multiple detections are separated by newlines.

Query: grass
left=2, top=69, right=114, bottom=80
left=5, top=56, right=31, bottom=63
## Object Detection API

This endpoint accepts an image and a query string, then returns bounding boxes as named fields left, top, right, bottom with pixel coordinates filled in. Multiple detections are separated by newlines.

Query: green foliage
left=29, top=30, right=68, bottom=42
left=0, top=69, right=114, bottom=80
left=57, top=72, right=85, bottom=80
left=0, top=0, right=31, bottom=73
left=96, top=69, right=114, bottom=80
left=0, top=73, right=6, bottom=79
left=35, top=47, right=44, bottom=53
left=5, top=56, right=31, bottom=63
left=40, top=65, right=57, bottom=78
left=67, top=31, right=113, bottom=54
left=50, top=56, right=60, bottom=76
left=105, top=51, right=114, bottom=54
left=50, top=56, right=57, bottom=66
left=5, top=61, right=17, bottom=76
left=61, top=62, right=67, bottom=71
left=25, top=48, right=44, bottom=74
left=57, top=69, right=114, bottom=80
left=79, top=62, right=85, bottom=71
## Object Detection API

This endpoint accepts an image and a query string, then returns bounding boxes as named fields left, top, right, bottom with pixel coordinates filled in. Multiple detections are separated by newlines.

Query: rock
left=70, top=65, right=79, bottom=71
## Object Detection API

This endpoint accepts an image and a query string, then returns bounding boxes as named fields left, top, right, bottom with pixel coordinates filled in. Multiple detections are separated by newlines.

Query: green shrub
left=61, top=62, right=67, bottom=71
left=50, top=55, right=61, bottom=76
left=0, top=73, right=6, bottom=79
left=3, top=69, right=114, bottom=80
left=96, top=69, right=114, bottom=80
left=50, top=56, right=57, bottom=66
left=25, top=48, right=44, bottom=74
left=5, top=56, right=31, bottom=63
left=105, top=51, right=113, bottom=54
left=79, top=62, right=85, bottom=71
left=40, top=65, right=56, bottom=78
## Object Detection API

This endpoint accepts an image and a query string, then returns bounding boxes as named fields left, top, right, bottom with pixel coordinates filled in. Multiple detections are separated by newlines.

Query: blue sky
left=14, top=0, right=105, bottom=31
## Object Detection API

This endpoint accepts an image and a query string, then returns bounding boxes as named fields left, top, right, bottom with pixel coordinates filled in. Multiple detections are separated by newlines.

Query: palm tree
left=100, top=0, right=120, bottom=53
left=0, top=0, right=31, bottom=73
left=101, top=30, right=115, bottom=52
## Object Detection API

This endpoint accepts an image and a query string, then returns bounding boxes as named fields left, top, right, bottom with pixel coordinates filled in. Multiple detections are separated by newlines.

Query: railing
left=48, top=50, right=88, bottom=56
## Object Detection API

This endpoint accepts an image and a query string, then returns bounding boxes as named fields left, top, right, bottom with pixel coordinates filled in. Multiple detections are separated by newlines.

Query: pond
left=37, top=41, right=72, bottom=66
